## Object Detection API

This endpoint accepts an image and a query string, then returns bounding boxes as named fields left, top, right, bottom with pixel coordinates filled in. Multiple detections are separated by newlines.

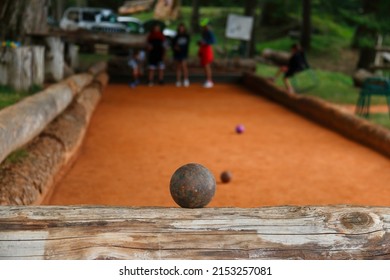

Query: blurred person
left=128, top=49, right=145, bottom=88
left=172, top=23, right=191, bottom=87
left=147, top=24, right=166, bottom=86
left=272, top=43, right=309, bottom=93
left=198, top=18, right=216, bottom=88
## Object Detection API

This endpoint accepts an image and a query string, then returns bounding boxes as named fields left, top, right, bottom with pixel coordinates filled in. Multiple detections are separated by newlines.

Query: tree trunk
left=301, top=0, right=311, bottom=50
left=260, top=0, right=290, bottom=26
left=243, top=0, right=258, bottom=57
left=52, top=0, right=65, bottom=23
left=352, top=0, right=378, bottom=70
left=190, top=0, right=200, bottom=33
left=76, top=0, right=87, bottom=7
left=357, top=47, right=377, bottom=69
left=0, top=0, right=48, bottom=42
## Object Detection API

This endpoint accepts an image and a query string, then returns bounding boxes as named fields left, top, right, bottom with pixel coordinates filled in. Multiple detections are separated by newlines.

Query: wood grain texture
left=0, top=206, right=389, bottom=260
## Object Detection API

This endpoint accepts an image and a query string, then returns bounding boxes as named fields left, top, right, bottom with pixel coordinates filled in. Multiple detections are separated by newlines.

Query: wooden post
left=45, top=36, right=64, bottom=82
left=0, top=206, right=389, bottom=260
left=0, top=48, right=11, bottom=86
left=0, top=46, right=45, bottom=91
left=9, top=47, right=33, bottom=92
left=31, top=46, right=45, bottom=86
left=67, top=43, right=79, bottom=71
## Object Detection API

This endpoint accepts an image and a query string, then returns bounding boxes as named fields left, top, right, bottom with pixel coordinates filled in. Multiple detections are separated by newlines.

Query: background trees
left=2, top=0, right=390, bottom=72
left=0, top=0, right=48, bottom=42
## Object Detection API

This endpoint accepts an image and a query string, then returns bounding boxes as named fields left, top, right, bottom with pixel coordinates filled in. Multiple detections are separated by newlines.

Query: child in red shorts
left=198, top=19, right=216, bottom=88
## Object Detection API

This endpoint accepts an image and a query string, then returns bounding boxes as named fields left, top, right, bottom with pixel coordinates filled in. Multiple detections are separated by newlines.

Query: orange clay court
left=44, top=83, right=390, bottom=207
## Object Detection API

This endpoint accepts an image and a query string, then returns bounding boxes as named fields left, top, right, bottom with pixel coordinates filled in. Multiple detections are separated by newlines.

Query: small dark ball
left=220, top=171, right=232, bottom=183
left=235, top=124, right=245, bottom=134
left=170, top=163, right=216, bottom=208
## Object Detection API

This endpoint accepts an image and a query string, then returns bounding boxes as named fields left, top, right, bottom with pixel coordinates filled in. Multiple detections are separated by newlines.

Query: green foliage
left=256, top=64, right=361, bottom=104
left=4, top=149, right=29, bottom=164
left=257, top=37, right=296, bottom=53
left=0, top=85, right=42, bottom=110
left=78, top=53, right=112, bottom=71
left=311, top=14, right=354, bottom=38
left=369, top=113, right=390, bottom=129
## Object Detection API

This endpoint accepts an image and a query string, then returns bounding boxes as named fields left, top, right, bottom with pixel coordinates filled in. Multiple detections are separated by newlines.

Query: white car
left=116, top=16, right=144, bottom=34
left=60, top=7, right=128, bottom=33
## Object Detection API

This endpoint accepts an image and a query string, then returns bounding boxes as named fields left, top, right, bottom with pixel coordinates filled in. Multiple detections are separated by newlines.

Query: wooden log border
left=0, top=64, right=108, bottom=205
left=0, top=73, right=93, bottom=164
left=0, top=205, right=389, bottom=260
left=242, top=72, right=390, bottom=159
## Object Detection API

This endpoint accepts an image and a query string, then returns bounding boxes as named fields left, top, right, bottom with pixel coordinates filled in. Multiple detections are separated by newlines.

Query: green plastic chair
left=355, top=77, right=390, bottom=118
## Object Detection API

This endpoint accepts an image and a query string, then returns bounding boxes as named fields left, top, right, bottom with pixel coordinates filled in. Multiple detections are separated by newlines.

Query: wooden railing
left=0, top=205, right=389, bottom=260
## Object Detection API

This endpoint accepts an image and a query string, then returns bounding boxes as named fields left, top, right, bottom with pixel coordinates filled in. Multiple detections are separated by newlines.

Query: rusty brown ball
left=170, top=163, right=216, bottom=208
left=220, top=171, right=232, bottom=183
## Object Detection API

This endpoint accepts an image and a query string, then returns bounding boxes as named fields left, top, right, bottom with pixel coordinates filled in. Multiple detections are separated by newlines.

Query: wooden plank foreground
left=0, top=206, right=389, bottom=260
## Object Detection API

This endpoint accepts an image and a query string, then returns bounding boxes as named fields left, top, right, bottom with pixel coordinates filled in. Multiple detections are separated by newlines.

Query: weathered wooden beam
left=0, top=206, right=389, bottom=260
left=369, top=64, right=390, bottom=71
left=119, top=0, right=154, bottom=14
left=53, top=30, right=148, bottom=48
left=374, top=46, right=390, bottom=52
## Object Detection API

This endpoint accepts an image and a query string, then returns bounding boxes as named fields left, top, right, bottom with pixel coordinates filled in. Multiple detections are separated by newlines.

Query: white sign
left=225, top=14, right=254, bottom=41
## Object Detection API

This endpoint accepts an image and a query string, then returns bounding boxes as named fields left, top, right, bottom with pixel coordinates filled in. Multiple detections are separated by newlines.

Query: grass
left=0, top=85, right=42, bottom=110
left=78, top=53, right=112, bottom=71
left=4, top=149, right=29, bottom=164
left=256, top=63, right=360, bottom=103
left=369, top=113, right=390, bottom=129
left=256, top=63, right=390, bottom=128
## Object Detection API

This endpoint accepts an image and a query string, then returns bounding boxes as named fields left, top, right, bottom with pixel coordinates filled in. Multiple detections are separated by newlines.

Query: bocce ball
left=235, top=124, right=245, bottom=134
left=220, top=171, right=232, bottom=183
left=170, top=163, right=216, bottom=208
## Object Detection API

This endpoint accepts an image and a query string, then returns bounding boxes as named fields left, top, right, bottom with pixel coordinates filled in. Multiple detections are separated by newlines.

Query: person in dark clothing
left=172, top=23, right=190, bottom=87
left=147, top=24, right=166, bottom=86
left=273, top=43, right=309, bottom=93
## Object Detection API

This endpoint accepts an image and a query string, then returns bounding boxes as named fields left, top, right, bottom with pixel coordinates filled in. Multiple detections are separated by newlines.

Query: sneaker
left=203, top=80, right=214, bottom=88
left=158, top=80, right=165, bottom=85
left=183, top=79, right=190, bottom=87
left=129, top=82, right=137, bottom=88
left=176, top=81, right=182, bottom=87
left=148, top=81, right=154, bottom=87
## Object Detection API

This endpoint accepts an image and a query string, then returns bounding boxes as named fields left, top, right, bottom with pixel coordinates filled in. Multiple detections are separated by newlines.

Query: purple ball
left=235, top=124, right=245, bottom=134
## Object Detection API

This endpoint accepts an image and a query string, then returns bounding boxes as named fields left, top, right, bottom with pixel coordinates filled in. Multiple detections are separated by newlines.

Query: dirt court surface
left=45, top=83, right=390, bottom=207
